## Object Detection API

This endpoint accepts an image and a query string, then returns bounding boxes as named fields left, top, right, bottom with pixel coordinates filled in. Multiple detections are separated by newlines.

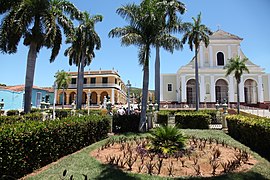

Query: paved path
left=241, top=109, right=270, bottom=118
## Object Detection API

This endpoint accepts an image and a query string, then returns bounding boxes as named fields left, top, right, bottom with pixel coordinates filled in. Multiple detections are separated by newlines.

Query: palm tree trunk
left=76, top=61, right=81, bottom=107
left=155, top=46, right=160, bottom=111
left=62, top=87, right=65, bottom=109
left=139, top=46, right=150, bottom=132
left=237, top=82, right=240, bottom=114
left=24, top=42, right=38, bottom=113
left=195, top=47, right=200, bottom=111
left=77, top=56, right=85, bottom=109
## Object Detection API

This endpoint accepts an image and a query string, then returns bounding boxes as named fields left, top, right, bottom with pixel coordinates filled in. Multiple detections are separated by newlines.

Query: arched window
left=217, top=52, right=224, bottom=66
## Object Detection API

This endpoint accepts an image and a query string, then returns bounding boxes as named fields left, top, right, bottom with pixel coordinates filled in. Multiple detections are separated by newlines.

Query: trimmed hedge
left=0, top=115, right=110, bottom=178
left=0, top=113, right=43, bottom=125
left=112, top=114, right=140, bottom=133
left=175, top=112, right=211, bottom=129
left=157, top=111, right=169, bottom=126
left=6, top=110, right=19, bottom=116
left=227, top=115, right=270, bottom=161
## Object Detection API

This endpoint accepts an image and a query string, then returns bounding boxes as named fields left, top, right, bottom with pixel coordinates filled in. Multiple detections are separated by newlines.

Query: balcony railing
left=69, top=83, right=121, bottom=90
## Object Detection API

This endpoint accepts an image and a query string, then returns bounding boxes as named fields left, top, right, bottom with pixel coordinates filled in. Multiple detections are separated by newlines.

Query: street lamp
left=0, top=99, right=4, bottom=110
left=53, top=81, right=57, bottom=120
left=126, top=80, right=131, bottom=115
left=87, top=89, right=91, bottom=115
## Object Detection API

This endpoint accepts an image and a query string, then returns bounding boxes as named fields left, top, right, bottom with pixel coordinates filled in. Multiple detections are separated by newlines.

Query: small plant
left=210, top=161, right=220, bottom=175
left=146, top=161, right=155, bottom=175
left=155, top=157, right=163, bottom=174
left=193, top=165, right=201, bottom=176
left=213, top=148, right=221, bottom=159
left=149, top=126, right=186, bottom=154
left=180, top=158, right=186, bottom=167
left=138, top=164, right=144, bottom=173
left=126, top=155, right=137, bottom=170
left=167, top=161, right=174, bottom=177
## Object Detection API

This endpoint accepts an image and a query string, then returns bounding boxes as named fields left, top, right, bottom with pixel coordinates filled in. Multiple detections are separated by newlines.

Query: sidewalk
left=241, top=109, right=270, bottom=118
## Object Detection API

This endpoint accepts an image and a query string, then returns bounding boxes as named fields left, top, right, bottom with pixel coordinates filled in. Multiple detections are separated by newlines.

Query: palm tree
left=65, top=11, right=102, bottom=109
left=224, top=56, right=249, bottom=114
left=154, top=0, right=186, bottom=110
left=0, top=0, right=80, bottom=113
left=181, top=12, right=212, bottom=111
left=55, top=70, right=71, bottom=109
left=109, top=0, right=165, bottom=132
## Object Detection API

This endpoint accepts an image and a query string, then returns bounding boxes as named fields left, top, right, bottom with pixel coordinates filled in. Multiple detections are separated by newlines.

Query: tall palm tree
left=181, top=12, right=212, bottom=111
left=65, top=11, right=102, bottom=109
left=154, top=0, right=186, bottom=110
left=0, top=0, right=80, bottom=113
left=109, top=0, right=170, bottom=132
left=224, top=56, right=249, bottom=114
left=55, top=70, right=71, bottom=109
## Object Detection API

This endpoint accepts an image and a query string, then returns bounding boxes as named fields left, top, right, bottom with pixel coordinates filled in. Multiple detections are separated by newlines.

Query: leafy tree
left=65, top=11, right=102, bottom=109
left=0, top=0, right=80, bottom=113
left=109, top=0, right=170, bottom=132
left=224, top=56, right=249, bottom=114
left=154, top=0, right=186, bottom=110
left=149, top=125, right=186, bottom=154
left=55, top=70, right=71, bottom=109
left=182, top=12, right=212, bottom=111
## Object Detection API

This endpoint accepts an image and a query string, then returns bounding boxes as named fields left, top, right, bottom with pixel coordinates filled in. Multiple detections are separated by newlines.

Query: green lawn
left=24, top=130, right=270, bottom=180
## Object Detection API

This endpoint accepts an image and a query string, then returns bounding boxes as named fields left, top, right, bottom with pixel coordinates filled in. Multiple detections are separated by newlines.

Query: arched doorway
left=244, top=79, right=258, bottom=104
left=100, top=91, right=108, bottom=104
left=186, top=79, right=196, bottom=104
left=82, top=92, right=87, bottom=104
left=215, top=79, right=228, bottom=103
left=59, top=92, right=66, bottom=105
left=69, top=92, right=76, bottom=105
left=91, top=92, right=97, bottom=105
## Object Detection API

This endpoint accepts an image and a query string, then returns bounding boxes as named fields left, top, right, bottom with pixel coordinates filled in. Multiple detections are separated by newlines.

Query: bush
left=6, top=110, right=19, bottom=116
left=157, top=111, right=169, bottom=126
left=112, top=114, right=140, bottom=133
left=175, top=112, right=211, bottom=129
left=0, top=115, right=110, bottom=178
left=227, top=115, right=270, bottom=161
left=149, top=126, right=186, bottom=154
left=0, top=113, right=43, bottom=125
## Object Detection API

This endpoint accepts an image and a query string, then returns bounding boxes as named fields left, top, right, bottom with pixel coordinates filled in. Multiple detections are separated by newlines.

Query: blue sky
left=0, top=0, right=270, bottom=90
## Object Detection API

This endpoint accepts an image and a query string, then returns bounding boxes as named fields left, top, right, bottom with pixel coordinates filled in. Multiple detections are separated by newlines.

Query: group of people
left=116, top=105, right=140, bottom=115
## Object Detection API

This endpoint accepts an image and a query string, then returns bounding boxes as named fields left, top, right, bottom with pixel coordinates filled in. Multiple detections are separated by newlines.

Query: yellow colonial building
left=56, top=70, right=127, bottom=106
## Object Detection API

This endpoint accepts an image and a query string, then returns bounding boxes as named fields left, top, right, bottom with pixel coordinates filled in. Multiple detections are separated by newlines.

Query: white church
left=161, top=30, right=270, bottom=108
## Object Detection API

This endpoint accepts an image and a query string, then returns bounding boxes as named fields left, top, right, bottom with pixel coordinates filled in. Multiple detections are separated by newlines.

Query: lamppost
left=126, top=80, right=131, bottom=115
left=53, top=81, right=57, bottom=120
left=0, top=99, right=4, bottom=116
left=87, top=89, right=91, bottom=115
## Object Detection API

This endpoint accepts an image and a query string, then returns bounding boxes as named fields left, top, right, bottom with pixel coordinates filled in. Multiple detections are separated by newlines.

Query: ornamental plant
left=149, top=126, right=186, bottom=154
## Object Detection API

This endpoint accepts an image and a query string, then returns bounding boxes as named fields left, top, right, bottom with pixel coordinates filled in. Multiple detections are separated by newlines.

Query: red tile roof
left=0, top=85, right=53, bottom=92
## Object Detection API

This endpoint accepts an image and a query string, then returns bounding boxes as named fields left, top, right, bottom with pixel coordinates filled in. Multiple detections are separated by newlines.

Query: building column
left=176, top=75, right=180, bottom=103
left=181, top=75, right=186, bottom=102
left=228, top=45, right=232, bottom=59
left=268, top=75, right=270, bottom=102
left=111, top=89, right=115, bottom=105
left=200, top=75, right=205, bottom=102
left=66, top=94, right=70, bottom=105
left=237, top=45, right=241, bottom=58
left=229, top=76, right=234, bottom=102
left=97, top=94, right=101, bottom=105
left=200, top=45, right=204, bottom=68
left=210, top=76, right=215, bottom=102
left=209, top=46, right=213, bottom=67
left=258, top=75, right=264, bottom=102
left=160, top=75, right=164, bottom=101
left=239, top=77, right=244, bottom=102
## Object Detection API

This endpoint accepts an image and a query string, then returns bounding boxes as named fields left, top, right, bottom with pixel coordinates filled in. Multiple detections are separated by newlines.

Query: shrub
left=0, top=115, right=110, bottom=178
left=112, top=114, right=140, bottom=133
left=175, top=112, right=211, bottom=129
left=227, top=115, right=270, bottom=161
left=149, top=126, right=186, bottom=154
left=6, top=110, right=19, bottom=116
left=157, top=111, right=169, bottom=126
left=0, top=113, right=43, bottom=125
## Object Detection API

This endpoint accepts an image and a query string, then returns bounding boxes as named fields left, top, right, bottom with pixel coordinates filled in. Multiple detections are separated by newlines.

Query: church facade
left=161, top=30, right=270, bottom=107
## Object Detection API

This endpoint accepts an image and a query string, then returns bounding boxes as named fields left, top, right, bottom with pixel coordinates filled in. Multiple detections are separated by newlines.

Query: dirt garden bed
left=91, top=136, right=257, bottom=177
